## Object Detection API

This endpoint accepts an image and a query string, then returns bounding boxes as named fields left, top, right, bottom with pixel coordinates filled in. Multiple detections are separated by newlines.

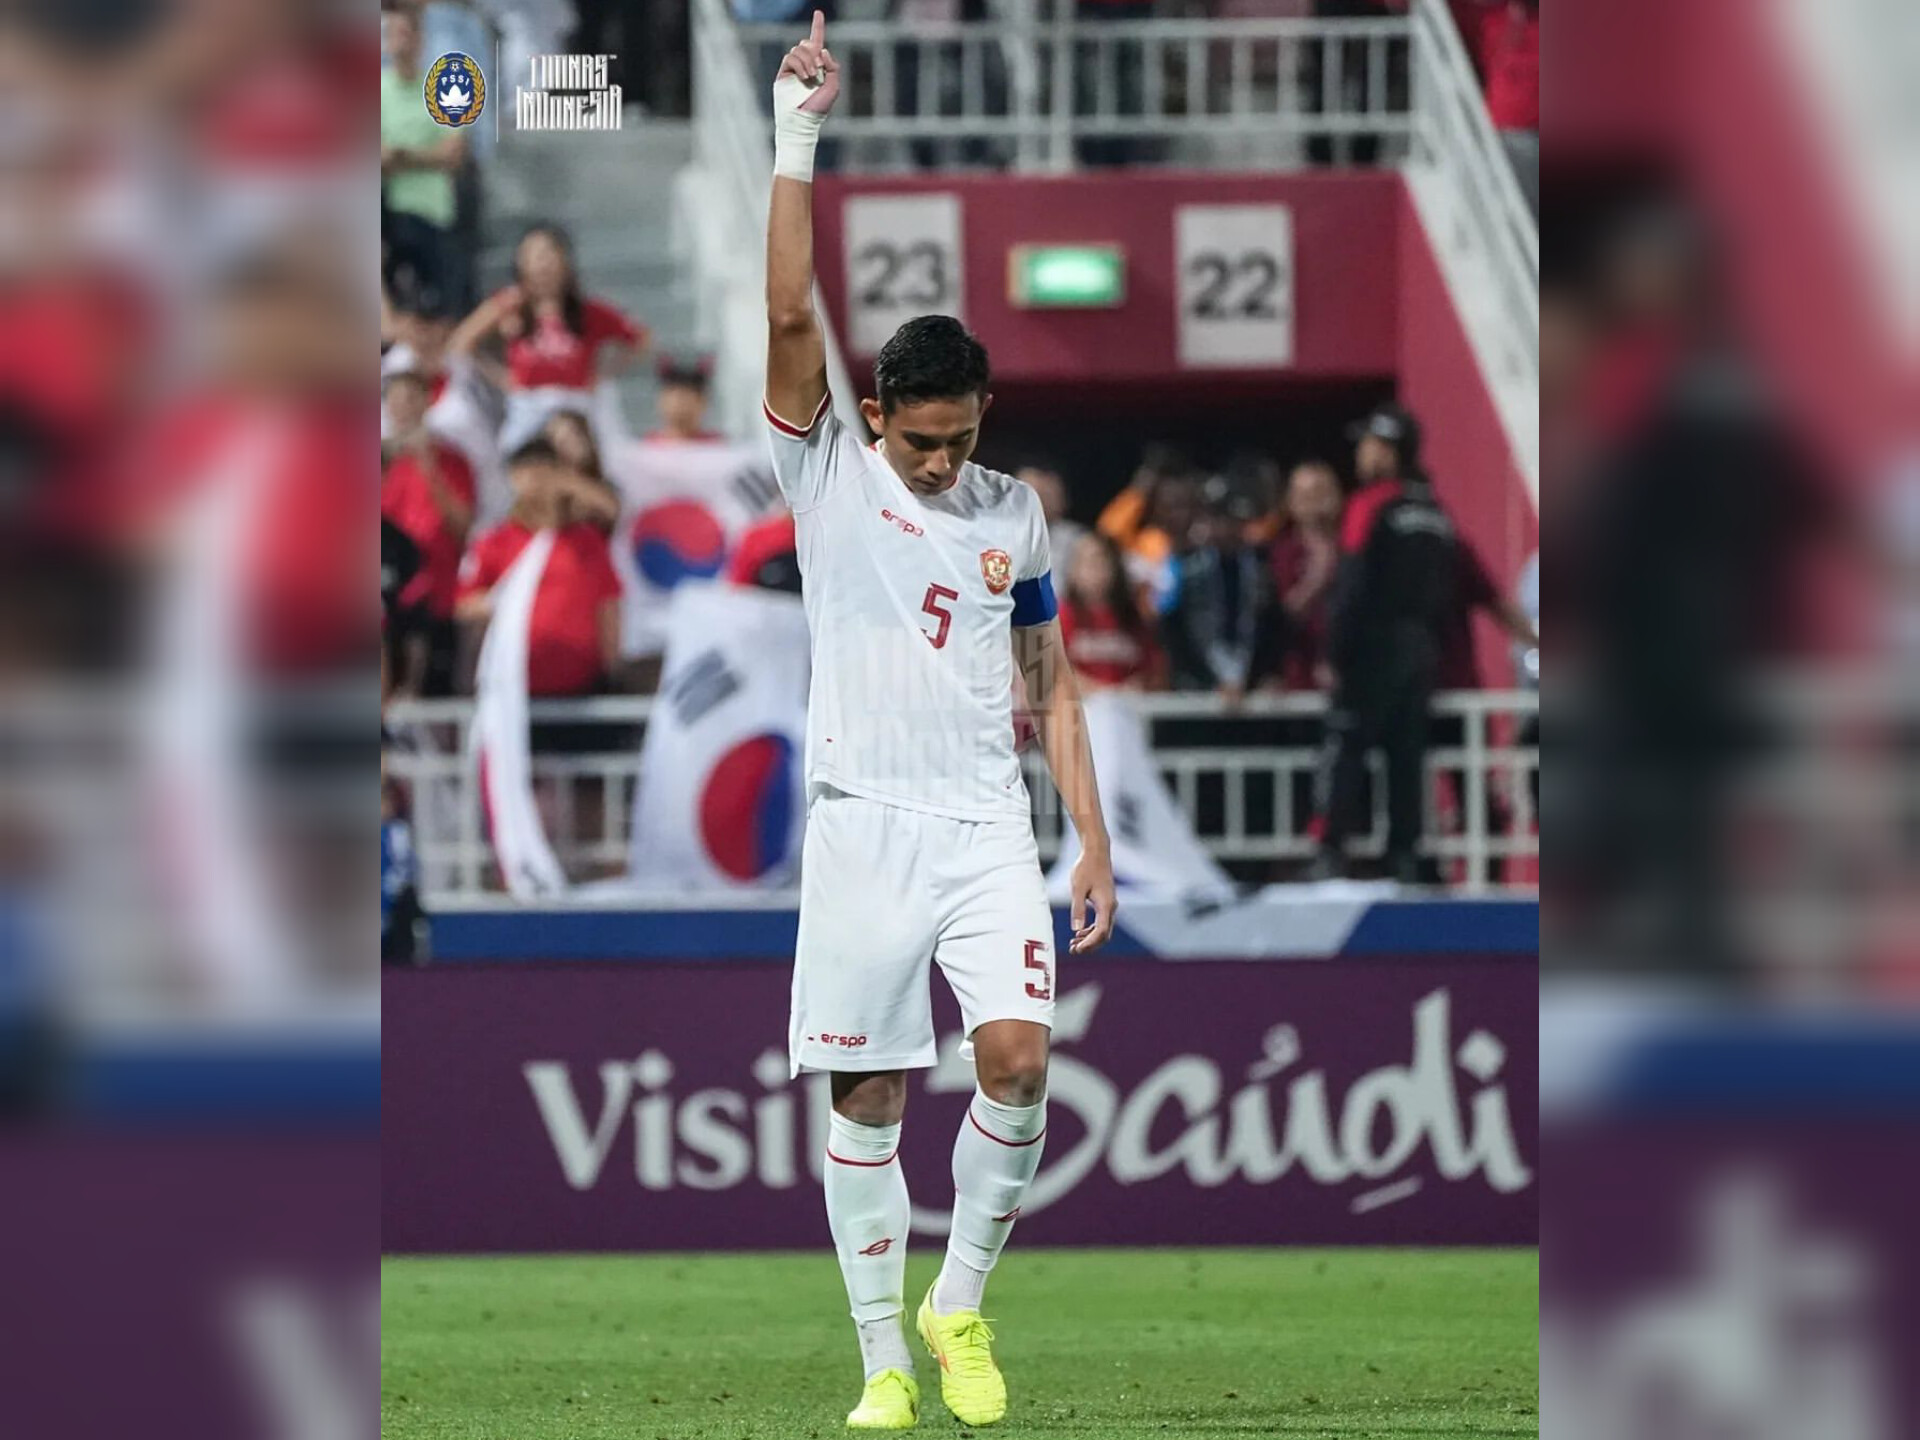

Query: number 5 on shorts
left=1024, top=939, right=1052, bottom=1000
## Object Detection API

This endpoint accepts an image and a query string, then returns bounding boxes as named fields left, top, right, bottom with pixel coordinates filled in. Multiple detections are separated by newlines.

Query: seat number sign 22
left=1174, top=203, right=1295, bottom=369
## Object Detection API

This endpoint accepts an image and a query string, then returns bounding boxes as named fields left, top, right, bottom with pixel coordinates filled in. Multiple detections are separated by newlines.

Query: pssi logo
left=425, top=53, right=486, bottom=127
left=880, top=509, right=924, bottom=537
left=820, top=1033, right=869, bottom=1049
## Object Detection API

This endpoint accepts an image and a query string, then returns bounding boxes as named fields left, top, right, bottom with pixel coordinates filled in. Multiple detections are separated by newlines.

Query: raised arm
left=448, top=286, right=520, bottom=358
left=764, top=11, right=840, bottom=428
left=1013, top=622, right=1116, bottom=953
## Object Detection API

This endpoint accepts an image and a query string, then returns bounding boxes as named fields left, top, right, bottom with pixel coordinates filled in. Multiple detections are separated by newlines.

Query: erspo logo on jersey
left=424, top=53, right=486, bottom=127
left=880, top=508, right=924, bottom=538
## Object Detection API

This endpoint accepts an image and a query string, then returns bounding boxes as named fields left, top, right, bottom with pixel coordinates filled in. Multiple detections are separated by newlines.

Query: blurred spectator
left=728, top=509, right=802, bottom=594
left=893, top=0, right=1009, bottom=169
left=1268, top=459, right=1346, bottom=690
left=484, top=0, right=580, bottom=117
left=1557, top=200, right=1839, bottom=976
left=1302, top=0, right=1409, bottom=167
left=1098, top=445, right=1200, bottom=606
left=1017, top=462, right=1087, bottom=571
left=382, top=517, right=423, bottom=704
left=455, top=438, right=622, bottom=700
left=1515, top=548, right=1539, bottom=808
left=381, top=763, right=423, bottom=965
left=381, top=2, right=471, bottom=308
left=1440, top=536, right=1539, bottom=691
left=1159, top=477, right=1282, bottom=702
left=382, top=371, right=477, bottom=698
left=449, top=223, right=648, bottom=453
left=1075, top=0, right=1159, bottom=167
left=1514, top=548, right=1540, bottom=688
left=1059, top=531, right=1165, bottom=689
left=1478, top=0, right=1538, bottom=211
left=134, top=232, right=372, bottom=675
left=382, top=280, right=505, bottom=521
left=1224, top=450, right=1286, bottom=546
left=542, top=408, right=621, bottom=535
left=1309, top=403, right=1456, bottom=882
left=646, top=355, right=724, bottom=441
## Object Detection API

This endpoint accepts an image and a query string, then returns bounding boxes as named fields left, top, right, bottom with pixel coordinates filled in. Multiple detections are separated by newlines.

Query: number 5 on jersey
left=921, top=583, right=960, bottom=649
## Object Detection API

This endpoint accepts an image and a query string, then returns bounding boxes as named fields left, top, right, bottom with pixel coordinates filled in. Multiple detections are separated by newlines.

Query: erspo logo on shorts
left=818, top=1033, right=869, bottom=1049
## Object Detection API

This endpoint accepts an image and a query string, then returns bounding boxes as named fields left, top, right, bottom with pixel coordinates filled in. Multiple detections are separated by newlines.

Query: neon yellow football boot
left=915, top=1286, right=1007, bottom=1426
left=846, top=1366, right=919, bottom=1430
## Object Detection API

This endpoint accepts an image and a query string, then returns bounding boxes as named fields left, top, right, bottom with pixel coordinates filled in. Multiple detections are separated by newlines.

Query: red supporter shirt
left=138, top=393, right=374, bottom=671
left=726, top=512, right=798, bottom=587
left=1059, top=601, right=1159, bottom=688
left=1340, top=478, right=1401, bottom=553
left=504, top=296, right=645, bottom=391
left=381, top=442, right=475, bottom=619
left=459, top=520, right=621, bottom=695
left=1480, top=5, right=1539, bottom=130
left=1440, top=538, right=1503, bottom=689
left=1268, top=530, right=1335, bottom=690
left=195, top=43, right=375, bottom=167
left=5, top=271, right=153, bottom=541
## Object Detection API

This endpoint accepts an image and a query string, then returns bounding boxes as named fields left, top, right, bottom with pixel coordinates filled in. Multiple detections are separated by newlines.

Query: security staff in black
left=1311, top=405, right=1458, bottom=883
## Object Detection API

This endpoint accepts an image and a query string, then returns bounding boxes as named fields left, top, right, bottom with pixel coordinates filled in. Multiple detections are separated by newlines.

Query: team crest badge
left=980, top=548, right=1013, bottom=594
left=425, top=53, right=486, bottom=127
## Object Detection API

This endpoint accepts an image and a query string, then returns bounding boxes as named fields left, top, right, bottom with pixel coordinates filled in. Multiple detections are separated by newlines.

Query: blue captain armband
left=1010, top=571, right=1058, bottom=627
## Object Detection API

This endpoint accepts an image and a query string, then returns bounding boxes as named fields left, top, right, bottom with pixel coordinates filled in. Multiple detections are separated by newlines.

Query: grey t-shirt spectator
left=1514, top=549, right=1539, bottom=688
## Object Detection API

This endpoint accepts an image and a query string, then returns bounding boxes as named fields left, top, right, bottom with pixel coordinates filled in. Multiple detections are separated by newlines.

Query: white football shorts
left=789, top=786, right=1057, bottom=1077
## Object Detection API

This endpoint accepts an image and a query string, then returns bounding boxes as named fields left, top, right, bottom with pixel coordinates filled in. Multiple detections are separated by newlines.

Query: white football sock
left=856, top=1317, right=913, bottom=1378
left=934, top=1090, right=1046, bottom=1315
left=824, top=1110, right=912, bottom=1378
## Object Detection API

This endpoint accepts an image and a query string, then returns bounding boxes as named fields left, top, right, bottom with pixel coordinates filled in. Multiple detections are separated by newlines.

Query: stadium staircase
left=476, top=123, right=705, bottom=437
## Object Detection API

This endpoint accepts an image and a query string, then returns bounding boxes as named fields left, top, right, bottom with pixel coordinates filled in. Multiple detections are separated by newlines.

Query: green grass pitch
left=383, top=1247, right=1538, bottom=1439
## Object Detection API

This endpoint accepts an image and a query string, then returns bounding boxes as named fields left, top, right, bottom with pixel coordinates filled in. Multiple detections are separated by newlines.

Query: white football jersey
left=765, top=395, right=1056, bottom=821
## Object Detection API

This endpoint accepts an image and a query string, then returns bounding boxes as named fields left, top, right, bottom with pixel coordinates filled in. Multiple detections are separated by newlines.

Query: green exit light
left=1008, top=245, right=1126, bottom=308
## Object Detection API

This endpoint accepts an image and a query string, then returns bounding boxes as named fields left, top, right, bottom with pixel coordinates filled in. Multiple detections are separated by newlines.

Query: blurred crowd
left=734, top=0, right=1537, bottom=183
left=1034, top=411, right=1535, bottom=706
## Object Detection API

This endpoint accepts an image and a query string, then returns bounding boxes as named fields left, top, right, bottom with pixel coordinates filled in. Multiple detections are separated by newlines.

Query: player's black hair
left=872, top=315, right=990, bottom=413
left=506, top=437, right=562, bottom=470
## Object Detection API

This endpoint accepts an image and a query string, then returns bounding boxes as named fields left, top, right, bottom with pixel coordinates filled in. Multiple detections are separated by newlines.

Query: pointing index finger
left=810, top=9, right=826, bottom=45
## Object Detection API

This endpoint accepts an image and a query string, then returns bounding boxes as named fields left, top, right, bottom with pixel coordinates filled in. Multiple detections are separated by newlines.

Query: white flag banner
left=145, top=415, right=305, bottom=1012
left=628, top=583, right=809, bottom=891
left=1048, top=689, right=1236, bottom=903
left=470, top=528, right=569, bottom=900
left=607, top=436, right=780, bottom=659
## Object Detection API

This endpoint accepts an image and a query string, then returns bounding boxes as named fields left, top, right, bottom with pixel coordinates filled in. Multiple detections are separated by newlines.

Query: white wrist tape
left=772, top=74, right=827, bottom=183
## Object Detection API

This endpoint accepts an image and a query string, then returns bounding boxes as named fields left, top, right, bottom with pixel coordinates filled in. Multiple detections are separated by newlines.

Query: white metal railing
left=1405, top=0, right=1539, bottom=500
left=382, top=689, right=1540, bottom=905
left=680, top=0, right=865, bottom=439
left=731, top=9, right=1413, bottom=172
